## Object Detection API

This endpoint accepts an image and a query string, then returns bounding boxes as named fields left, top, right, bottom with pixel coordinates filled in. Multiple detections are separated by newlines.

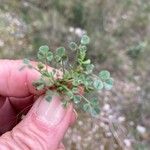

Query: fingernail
left=36, top=95, right=66, bottom=126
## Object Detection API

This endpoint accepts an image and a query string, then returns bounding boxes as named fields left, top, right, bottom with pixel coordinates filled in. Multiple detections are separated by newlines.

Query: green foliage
left=22, top=35, right=113, bottom=117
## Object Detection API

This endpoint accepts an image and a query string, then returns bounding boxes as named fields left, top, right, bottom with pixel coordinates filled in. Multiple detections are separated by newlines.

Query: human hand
left=0, top=60, right=76, bottom=150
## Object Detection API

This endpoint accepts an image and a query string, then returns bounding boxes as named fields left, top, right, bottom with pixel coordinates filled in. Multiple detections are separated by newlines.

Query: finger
left=0, top=95, right=34, bottom=135
left=0, top=95, right=75, bottom=150
left=0, top=59, right=54, bottom=97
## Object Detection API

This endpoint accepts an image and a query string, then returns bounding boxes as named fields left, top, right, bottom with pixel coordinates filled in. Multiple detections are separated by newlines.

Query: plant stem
left=73, top=46, right=79, bottom=68
left=61, top=60, right=65, bottom=74
left=79, top=94, right=91, bottom=104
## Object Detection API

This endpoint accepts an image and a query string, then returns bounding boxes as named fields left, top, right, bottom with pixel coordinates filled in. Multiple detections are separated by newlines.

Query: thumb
left=0, top=95, right=75, bottom=150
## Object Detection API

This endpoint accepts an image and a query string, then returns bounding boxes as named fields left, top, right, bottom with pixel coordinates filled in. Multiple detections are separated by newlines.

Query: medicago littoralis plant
left=21, top=35, right=113, bottom=117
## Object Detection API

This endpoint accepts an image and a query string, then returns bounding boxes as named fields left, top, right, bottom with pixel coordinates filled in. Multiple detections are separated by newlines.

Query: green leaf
left=56, top=47, right=65, bottom=57
left=39, top=45, right=49, bottom=51
left=82, top=59, right=91, bottom=65
left=104, top=78, right=114, bottom=90
left=55, top=47, right=67, bottom=62
left=69, top=42, right=77, bottom=50
left=66, top=91, right=74, bottom=99
left=38, top=45, right=53, bottom=62
left=93, top=79, right=103, bottom=90
left=73, top=95, right=81, bottom=104
left=80, top=45, right=87, bottom=51
left=37, top=62, right=44, bottom=70
left=32, top=78, right=45, bottom=90
left=91, top=98, right=99, bottom=106
left=36, top=84, right=45, bottom=90
left=23, top=58, right=30, bottom=64
left=45, top=90, right=53, bottom=102
left=99, top=70, right=110, bottom=80
left=45, top=95, right=52, bottom=102
left=47, top=51, right=53, bottom=62
left=81, top=35, right=90, bottom=45
left=90, top=107, right=100, bottom=117
left=38, top=46, right=49, bottom=60
left=86, top=64, right=94, bottom=74
left=83, top=103, right=91, bottom=112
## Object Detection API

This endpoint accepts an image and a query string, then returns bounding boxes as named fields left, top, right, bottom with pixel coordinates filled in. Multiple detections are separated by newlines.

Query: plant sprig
left=22, top=35, right=114, bottom=117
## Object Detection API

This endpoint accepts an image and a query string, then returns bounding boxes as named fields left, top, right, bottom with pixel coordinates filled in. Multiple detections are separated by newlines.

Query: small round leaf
left=69, top=42, right=77, bottom=50
left=104, top=78, right=114, bottom=90
left=39, top=45, right=49, bottom=51
left=93, top=79, right=103, bottom=90
left=86, top=64, right=94, bottom=74
left=81, top=35, right=90, bottom=45
left=47, top=51, right=53, bottom=62
left=99, top=70, right=110, bottom=80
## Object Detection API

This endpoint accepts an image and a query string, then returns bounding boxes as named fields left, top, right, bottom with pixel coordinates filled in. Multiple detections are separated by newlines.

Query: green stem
left=73, top=46, right=80, bottom=68
left=79, top=94, right=91, bottom=104
left=61, top=60, right=65, bottom=74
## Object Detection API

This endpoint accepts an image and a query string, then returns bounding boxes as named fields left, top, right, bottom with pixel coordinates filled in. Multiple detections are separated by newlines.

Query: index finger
left=0, top=60, right=53, bottom=97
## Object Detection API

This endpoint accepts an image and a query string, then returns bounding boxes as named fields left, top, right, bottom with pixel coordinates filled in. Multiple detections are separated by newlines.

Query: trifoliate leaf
left=93, top=79, right=103, bottom=90
left=99, top=70, right=110, bottom=80
left=38, top=45, right=53, bottom=62
left=69, top=42, right=77, bottom=51
left=81, top=35, right=90, bottom=45
left=56, top=47, right=66, bottom=57
left=103, top=78, right=114, bottom=90
left=55, top=47, right=67, bottom=62
left=38, top=46, right=49, bottom=60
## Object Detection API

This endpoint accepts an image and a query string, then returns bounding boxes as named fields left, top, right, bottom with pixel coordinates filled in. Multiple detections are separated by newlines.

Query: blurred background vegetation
left=0, top=0, right=150, bottom=149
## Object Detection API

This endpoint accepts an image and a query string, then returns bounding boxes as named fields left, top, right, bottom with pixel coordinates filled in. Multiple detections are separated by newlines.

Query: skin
left=0, top=60, right=76, bottom=150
